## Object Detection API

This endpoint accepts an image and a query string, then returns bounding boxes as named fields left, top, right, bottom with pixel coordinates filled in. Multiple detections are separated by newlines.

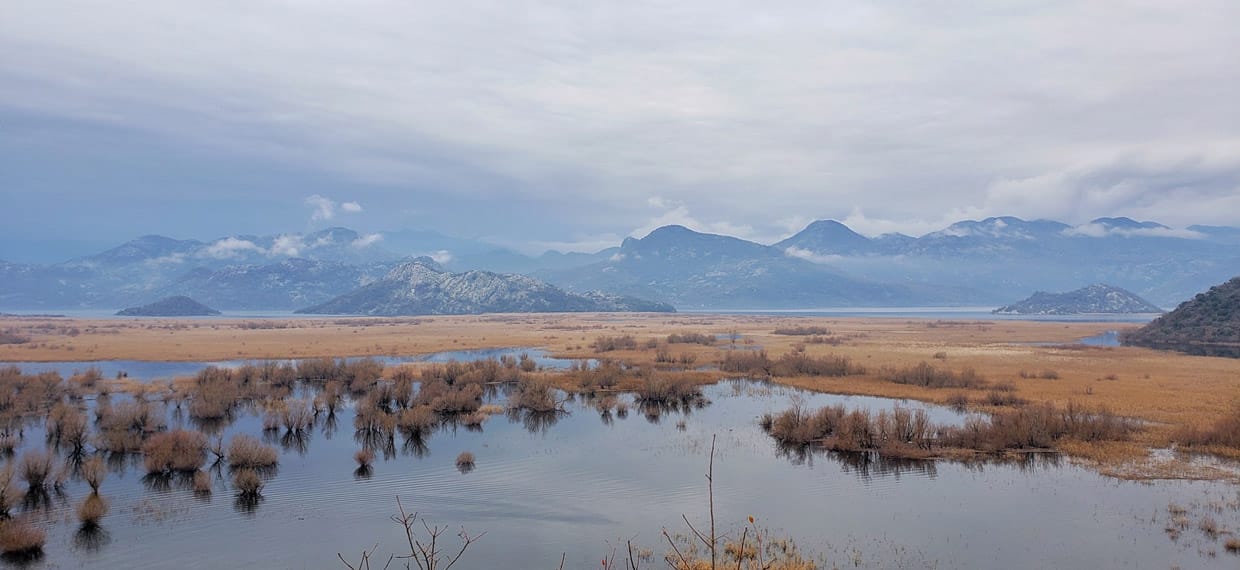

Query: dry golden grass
left=5, top=313, right=1240, bottom=478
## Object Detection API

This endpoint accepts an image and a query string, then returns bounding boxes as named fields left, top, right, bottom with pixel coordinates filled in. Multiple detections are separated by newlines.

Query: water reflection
left=72, top=524, right=111, bottom=553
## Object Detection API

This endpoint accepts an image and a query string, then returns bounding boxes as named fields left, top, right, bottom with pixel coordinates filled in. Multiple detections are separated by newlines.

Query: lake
left=1, top=377, right=1235, bottom=569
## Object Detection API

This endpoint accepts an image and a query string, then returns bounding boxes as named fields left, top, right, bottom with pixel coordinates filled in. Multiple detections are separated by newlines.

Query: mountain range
left=1, top=217, right=1237, bottom=311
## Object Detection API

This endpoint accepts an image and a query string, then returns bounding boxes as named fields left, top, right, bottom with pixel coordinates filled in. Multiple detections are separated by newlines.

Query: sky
left=2, top=1, right=1239, bottom=262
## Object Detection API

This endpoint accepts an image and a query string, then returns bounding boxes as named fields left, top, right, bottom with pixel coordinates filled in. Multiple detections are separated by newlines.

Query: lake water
left=2, top=379, right=1236, bottom=569
left=0, top=347, right=587, bottom=381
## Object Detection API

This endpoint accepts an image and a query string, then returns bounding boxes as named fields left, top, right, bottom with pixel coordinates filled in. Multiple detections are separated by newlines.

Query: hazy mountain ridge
left=993, top=284, right=1163, bottom=315
left=296, top=259, right=673, bottom=316
left=2, top=216, right=1238, bottom=311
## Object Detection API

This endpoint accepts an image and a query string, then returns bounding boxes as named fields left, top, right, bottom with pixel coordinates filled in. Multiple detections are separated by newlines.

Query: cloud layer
left=1, top=1, right=1238, bottom=255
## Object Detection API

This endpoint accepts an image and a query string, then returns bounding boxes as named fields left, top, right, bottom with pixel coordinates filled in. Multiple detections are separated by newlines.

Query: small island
left=1122, top=276, right=1240, bottom=355
left=116, top=296, right=222, bottom=317
left=993, top=284, right=1162, bottom=315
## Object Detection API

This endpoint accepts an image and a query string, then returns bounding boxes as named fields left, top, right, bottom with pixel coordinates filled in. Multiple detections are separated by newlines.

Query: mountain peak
left=994, top=283, right=1162, bottom=315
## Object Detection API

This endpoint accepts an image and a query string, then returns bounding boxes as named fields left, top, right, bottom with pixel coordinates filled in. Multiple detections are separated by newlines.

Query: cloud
left=2, top=2, right=1239, bottom=248
left=304, top=195, right=363, bottom=222
left=1064, top=223, right=1205, bottom=240
left=427, top=250, right=452, bottom=264
left=305, top=195, right=336, bottom=222
left=351, top=232, right=382, bottom=248
left=269, top=234, right=304, bottom=257
left=201, top=237, right=264, bottom=259
left=783, top=247, right=844, bottom=265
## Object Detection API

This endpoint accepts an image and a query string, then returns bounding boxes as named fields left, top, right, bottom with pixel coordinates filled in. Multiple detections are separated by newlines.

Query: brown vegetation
left=879, top=362, right=986, bottom=389
left=77, top=493, right=109, bottom=526
left=142, top=430, right=208, bottom=473
left=227, top=434, right=279, bottom=469
left=81, top=455, right=106, bottom=492
left=233, top=468, right=264, bottom=497
left=0, top=518, right=44, bottom=558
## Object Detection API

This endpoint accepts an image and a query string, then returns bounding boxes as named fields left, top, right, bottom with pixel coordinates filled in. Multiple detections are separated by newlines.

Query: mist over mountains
left=1, top=217, right=1237, bottom=312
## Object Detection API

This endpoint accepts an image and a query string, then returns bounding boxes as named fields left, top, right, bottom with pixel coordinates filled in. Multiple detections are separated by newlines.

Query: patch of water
left=0, top=347, right=587, bottom=381
left=1, top=380, right=1235, bottom=569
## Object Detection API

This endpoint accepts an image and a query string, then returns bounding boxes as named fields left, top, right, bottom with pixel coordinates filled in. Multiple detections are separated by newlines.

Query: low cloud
left=1064, top=223, right=1205, bottom=240
left=351, top=233, right=382, bottom=248
left=201, top=237, right=265, bottom=259
left=427, top=250, right=453, bottom=264
left=304, top=195, right=364, bottom=222
left=784, top=247, right=844, bottom=265
left=269, top=234, right=305, bottom=257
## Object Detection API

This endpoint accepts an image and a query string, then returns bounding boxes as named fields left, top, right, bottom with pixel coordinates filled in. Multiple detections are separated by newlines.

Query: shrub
left=397, top=406, right=437, bottom=434
left=233, top=469, right=263, bottom=497
left=192, top=470, right=212, bottom=494
left=509, top=379, right=559, bottom=413
left=1174, top=406, right=1240, bottom=450
left=592, top=335, right=638, bottom=352
left=77, top=494, right=108, bottom=526
left=455, top=451, right=475, bottom=468
left=354, top=449, right=375, bottom=467
left=0, top=465, right=20, bottom=518
left=945, top=393, right=969, bottom=409
left=772, top=326, right=831, bottom=336
left=18, top=450, right=56, bottom=489
left=880, top=362, right=987, bottom=389
left=770, top=353, right=865, bottom=377
left=81, top=456, right=106, bottom=492
left=666, top=332, right=715, bottom=345
left=227, top=434, right=279, bottom=469
left=634, top=375, right=701, bottom=404
left=719, top=350, right=772, bottom=376
left=142, top=430, right=208, bottom=474
left=0, top=519, right=44, bottom=557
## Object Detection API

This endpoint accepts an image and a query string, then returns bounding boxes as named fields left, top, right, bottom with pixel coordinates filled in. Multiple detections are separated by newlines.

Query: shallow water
left=2, top=380, right=1236, bottom=569
left=0, top=347, right=585, bottom=381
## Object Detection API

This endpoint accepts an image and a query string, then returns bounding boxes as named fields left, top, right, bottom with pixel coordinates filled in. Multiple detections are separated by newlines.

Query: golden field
left=3, top=312, right=1238, bottom=478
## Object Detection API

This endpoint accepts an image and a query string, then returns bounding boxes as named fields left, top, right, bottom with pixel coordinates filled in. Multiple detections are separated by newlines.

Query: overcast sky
left=2, top=1, right=1239, bottom=261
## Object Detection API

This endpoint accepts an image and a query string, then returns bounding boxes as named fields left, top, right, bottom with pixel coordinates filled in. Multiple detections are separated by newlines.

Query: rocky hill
left=296, top=259, right=674, bottom=316
left=116, top=296, right=221, bottom=316
left=993, top=284, right=1163, bottom=315
left=1123, top=277, right=1240, bottom=349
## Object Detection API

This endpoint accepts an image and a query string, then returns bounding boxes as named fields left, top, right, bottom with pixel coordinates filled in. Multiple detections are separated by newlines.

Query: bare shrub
left=508, top=379, right=560, bottom=413
left=666, top=332, right=715, bottom=345
left=880, top=362, right=987, bottom=389
left=354, top=449, right=375, bottom=468
left=142, top=430, right=208, bottom=473
left=1174, top=405, right=1240, bottom=450
left=76, top=494, right=108, bottom=526
left=772, top=326, right=831, bottom=336
left=0, top=518, right=44, bottom=558
left=81, top=456, right=106, bottom=492
left=227, top=434, right=279, bottom=469
left=193, top=470, right=213, bottom=494
left=592, top=335, right=638, bottom=352
left=18, top=450, right=56, bottom=489
left=233, top=468, right=263, bottom=497
left=456, top=451, right=475, bottom=468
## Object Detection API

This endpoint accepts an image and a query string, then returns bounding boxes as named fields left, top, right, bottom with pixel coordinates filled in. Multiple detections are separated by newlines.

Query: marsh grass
left=0, top=518, right=44, bottom=560
left=227, top=434, right=279, bottom=469
left=142, top=430, right=208, bottom=474
left=879, top=362, right=986, bottom=389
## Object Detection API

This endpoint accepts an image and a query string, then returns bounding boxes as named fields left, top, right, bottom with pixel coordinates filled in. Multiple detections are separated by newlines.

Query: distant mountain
left=772, top=216, right=1240, bottom=306
left=117, top=296, right=220, bottom=317
left=1123, top=277, right=1240, bottom=349
left=993, top=284, right=1163, bottom=315
left=4, top=217, right=1240, bottom=312
left=539, top=225, right=925, bottom=309
left=154, top=258, right=393, bottom=310
left=296, top=258, right=674, bottom=316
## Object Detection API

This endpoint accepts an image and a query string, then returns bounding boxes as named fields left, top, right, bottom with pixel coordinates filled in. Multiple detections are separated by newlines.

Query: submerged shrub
left=76, top=494, right=108, bottom=526
left=232, top=469, right=263, bottom=497
left=354, top=449, right=374, bottom=468
left=456, top=451, right=475, bottom=468
left=192, top=470, right=212, bottom=494
left=81, top=456, right=106, bottom=492
left=142, top=430, right=208, bottom=474
left=0, top=519, right=44, bottom=558
left=227, top=434, right=279, bottom=469
left=17, top=450, right=56, bottom=489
